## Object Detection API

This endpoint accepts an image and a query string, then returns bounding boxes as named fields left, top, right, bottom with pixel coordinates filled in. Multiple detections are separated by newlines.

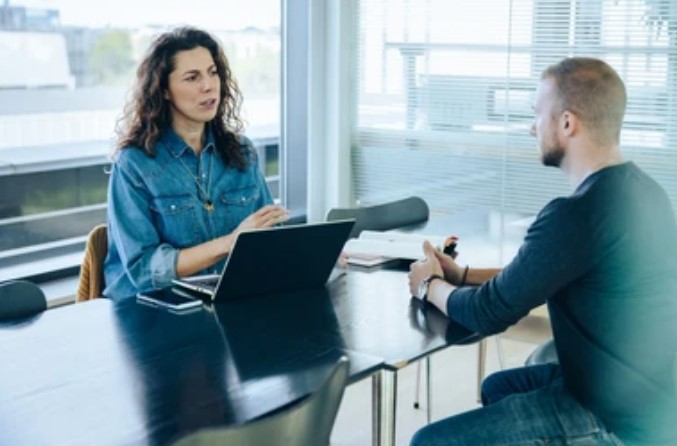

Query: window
left=0, top=0, right=281, bottom=281
left=353, top=0, right=677, bottom=221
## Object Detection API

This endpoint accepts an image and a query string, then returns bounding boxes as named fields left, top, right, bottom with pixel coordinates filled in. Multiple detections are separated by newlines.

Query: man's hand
left=337, top=252, right=349, bottom=268
left=430, top=245, right=466, bottom=286
left=408, top=240, right=444, bottom=299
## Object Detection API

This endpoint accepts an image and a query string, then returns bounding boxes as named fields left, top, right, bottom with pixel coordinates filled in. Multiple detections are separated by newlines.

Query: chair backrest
left=171, top=356, right=350, bottom=446
left=76, top=224, right=108, bottom=302
left=0, top=280, right=47, bottom=321
left=525, top=338, right=558, bottom=366
left=326, top=196, right=429, bottom=238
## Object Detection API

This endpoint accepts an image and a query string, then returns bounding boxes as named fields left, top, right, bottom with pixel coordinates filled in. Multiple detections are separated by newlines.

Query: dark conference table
left=0, top=268, right=477, bottom=446
left=1, top=210, right=527, bottom=446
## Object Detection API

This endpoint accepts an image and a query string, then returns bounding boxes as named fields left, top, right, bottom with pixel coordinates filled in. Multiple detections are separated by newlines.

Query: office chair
left=326, top=196, right=429, bottom=238
left=525, top=338, right=558, bottom=366
left=0, top=280, right=47, bottom=321
left=476, top=308, right=554, bottom=401
left=77, top=224, right=107, bottom=302
left=170, top=356, right=350, bottom=446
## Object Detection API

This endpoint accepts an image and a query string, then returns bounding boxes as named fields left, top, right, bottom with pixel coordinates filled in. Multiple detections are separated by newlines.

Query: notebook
left=343, top=230, right=450, bottom=266
left=173, top=219, right=355, bottom=301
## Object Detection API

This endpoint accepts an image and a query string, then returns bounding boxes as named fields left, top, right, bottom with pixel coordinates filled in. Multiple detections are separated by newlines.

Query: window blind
left=353, top=0, right=677, bottom=218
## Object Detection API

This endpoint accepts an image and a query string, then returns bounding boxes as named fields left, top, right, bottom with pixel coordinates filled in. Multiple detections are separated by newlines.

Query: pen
left=443, top=235, right=459, bottom=258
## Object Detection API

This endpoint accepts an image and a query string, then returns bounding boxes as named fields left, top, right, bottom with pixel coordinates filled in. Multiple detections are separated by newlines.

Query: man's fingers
left=407, top=273, right=416, bottom=296
left=423, top=240, right=437, bottom=260
left=433, top=248, right=452, bottom=263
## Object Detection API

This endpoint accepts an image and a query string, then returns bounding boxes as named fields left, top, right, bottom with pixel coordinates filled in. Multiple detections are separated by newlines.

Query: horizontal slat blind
left=353, top=0, right=677, bottom=217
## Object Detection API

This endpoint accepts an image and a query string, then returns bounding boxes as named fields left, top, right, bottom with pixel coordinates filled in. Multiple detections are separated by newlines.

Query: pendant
left=204, top=200, right=215, bottom=212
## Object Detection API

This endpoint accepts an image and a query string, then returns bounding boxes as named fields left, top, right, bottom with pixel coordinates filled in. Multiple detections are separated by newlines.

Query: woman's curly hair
left=116, top=27, right=248, bottom=170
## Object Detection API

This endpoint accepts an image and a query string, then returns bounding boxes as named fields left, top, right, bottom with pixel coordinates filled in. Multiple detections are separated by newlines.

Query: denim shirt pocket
left=218, top=185, right=261, bottom=232
left=149, top=195, right=201, bottom=248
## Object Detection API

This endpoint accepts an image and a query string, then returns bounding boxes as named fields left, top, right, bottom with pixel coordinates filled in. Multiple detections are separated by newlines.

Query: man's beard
left=541, top=144, right=565, bottom=167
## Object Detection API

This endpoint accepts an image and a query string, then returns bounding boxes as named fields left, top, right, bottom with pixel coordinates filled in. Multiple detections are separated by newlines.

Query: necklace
left=176, top=151, right=215, bottom=212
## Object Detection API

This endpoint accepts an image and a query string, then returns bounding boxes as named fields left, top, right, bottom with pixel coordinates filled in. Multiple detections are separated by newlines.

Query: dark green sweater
left=449, top=162, right=677, bottom=445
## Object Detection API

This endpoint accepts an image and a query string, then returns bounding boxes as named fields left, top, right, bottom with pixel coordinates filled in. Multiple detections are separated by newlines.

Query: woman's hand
left=235, top=205, right=289, bottom=233
left=219, top=205, right=289, bottom=255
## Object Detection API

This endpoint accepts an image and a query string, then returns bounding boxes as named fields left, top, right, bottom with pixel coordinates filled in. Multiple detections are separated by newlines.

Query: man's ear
left=560, top=110, right=578, bottom=137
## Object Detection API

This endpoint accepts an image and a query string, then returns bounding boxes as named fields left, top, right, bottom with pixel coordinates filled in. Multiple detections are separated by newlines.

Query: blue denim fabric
left=103, top=128, right=273, bottom=300
left=411, top=365, right=625, bottom=446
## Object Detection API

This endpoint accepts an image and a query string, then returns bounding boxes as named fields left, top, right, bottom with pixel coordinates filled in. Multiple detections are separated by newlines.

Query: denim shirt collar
left=160, top=125, right=216, bottom=158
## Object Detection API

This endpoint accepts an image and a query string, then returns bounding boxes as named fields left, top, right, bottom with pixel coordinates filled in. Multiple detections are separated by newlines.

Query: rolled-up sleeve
left=446, top=199, right=591, bottom=335
left=149, top=243, right=179, bottom=289
left=108, top=161, right=179, bottom=293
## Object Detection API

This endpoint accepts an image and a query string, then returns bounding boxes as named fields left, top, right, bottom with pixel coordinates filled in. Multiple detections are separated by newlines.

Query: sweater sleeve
left=447, top=198, right=593, bottom=335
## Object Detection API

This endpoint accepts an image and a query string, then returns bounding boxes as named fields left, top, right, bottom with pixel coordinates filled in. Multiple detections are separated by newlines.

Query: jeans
left=410, top=364, right=624, bottom=446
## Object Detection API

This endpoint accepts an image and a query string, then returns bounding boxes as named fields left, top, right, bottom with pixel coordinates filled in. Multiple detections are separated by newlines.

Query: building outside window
left=0, top=0, right=281, bottom=282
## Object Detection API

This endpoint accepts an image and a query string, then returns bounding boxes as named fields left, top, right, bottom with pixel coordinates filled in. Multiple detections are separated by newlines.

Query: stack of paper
left=343, top=231, right=448, bottom=266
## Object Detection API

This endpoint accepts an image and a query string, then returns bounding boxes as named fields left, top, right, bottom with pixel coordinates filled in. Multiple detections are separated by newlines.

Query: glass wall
left=353, top=0, right=677, bottom=217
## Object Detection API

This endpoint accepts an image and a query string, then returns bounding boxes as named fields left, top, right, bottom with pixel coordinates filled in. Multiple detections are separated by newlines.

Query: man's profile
left=409, top=57, right=677, bottom=446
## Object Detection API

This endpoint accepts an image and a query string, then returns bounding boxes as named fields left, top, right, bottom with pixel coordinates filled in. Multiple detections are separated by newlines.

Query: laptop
left=172, top=219, right=355, bottom=301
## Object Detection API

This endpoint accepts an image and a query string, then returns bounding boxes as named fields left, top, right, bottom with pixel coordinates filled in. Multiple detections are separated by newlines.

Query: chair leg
left=495, top=335, right=506, bottom=370
left=425, top=356, right=432, bottom=424
left=413, top=357, right=433, bottom=424
left=476, top=338, right=487, bottom=403
left=413, top=361, right=421, bottom=409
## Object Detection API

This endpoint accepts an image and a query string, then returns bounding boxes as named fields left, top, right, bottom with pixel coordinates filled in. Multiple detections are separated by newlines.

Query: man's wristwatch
left=417, top=274, right=443, bottom=303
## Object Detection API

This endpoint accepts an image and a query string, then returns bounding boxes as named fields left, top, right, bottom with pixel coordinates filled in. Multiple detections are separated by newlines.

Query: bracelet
left=460, top=265, right=469, bottom=286
left=421, top=274, right=443, bottom=304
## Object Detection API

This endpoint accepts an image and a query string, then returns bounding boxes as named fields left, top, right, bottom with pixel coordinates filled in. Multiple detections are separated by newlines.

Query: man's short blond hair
left=543, top=57, right=627, bottom=145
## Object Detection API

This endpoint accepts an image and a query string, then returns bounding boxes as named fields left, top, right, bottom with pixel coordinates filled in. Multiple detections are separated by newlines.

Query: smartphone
left=137, top=288, right=203, bottom=312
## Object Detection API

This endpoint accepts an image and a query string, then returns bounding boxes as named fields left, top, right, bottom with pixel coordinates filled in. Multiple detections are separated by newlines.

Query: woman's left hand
left=235, top=205, right=289, bottom=232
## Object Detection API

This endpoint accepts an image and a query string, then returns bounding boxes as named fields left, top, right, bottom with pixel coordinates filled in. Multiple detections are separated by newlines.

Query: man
left=408, top=57, right=677, bottom=446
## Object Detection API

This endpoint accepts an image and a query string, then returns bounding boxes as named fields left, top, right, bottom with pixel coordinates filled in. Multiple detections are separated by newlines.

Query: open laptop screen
left=174, top=219, right=354, bottom=301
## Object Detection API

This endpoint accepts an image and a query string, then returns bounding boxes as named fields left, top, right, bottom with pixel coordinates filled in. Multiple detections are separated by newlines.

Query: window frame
left=1, top=2, right=297, bottom=284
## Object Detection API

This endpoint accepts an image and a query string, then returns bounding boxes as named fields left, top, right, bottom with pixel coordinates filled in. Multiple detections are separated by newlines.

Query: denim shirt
left=103, top=128, right=273, bottom=300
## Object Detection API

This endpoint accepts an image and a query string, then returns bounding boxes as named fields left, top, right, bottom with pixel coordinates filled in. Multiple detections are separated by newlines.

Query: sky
left=11, top=0, right=280, bottom=30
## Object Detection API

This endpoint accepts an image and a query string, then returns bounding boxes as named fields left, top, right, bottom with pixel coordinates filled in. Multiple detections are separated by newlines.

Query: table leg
left=372, top=369, right=397, bottom=446
left=426, top=356, right=432, bottom=424
left=477, top=338, right=487, bottom=403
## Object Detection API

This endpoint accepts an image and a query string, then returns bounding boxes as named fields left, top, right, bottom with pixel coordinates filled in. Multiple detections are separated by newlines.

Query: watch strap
left=421, top=274, right=444, bottom=303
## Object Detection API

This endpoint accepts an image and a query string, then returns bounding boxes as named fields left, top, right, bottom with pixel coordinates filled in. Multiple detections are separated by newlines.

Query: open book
left=342, top=231, right=449, bottom=267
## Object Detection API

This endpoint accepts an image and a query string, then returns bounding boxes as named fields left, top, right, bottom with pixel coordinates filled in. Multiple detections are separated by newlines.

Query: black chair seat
left=0, top=280, right=47, bottom=321
left=171, top=357, right=350, bottom=446
left=525, top=338, right=559, bottom=366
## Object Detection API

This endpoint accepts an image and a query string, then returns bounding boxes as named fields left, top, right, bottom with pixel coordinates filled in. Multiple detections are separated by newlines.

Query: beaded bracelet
left=460, top=265, right=469, bottom=287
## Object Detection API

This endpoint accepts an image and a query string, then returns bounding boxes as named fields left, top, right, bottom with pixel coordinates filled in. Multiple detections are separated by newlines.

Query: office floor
left=331, top=314, right=552, bottom=446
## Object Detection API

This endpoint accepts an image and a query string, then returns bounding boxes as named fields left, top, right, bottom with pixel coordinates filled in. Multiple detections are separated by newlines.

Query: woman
left=104, top=27, right=287, bottom=300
